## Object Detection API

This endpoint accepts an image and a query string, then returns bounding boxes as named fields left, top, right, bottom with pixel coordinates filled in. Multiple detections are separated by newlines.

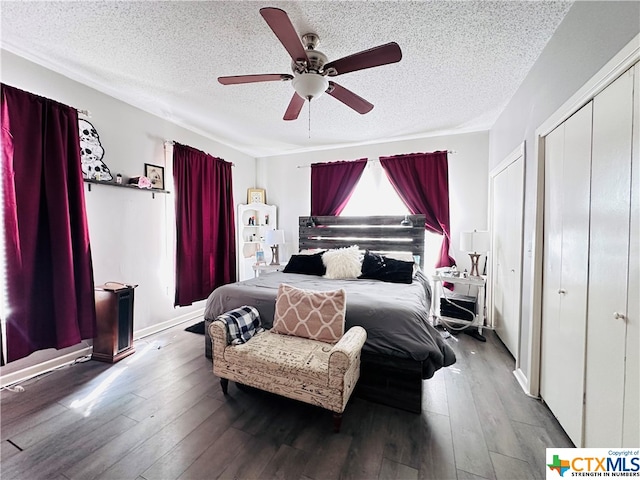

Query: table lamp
left=265, top=229, right=285, bottom=265
left=460, top=230, right=490, bottom=277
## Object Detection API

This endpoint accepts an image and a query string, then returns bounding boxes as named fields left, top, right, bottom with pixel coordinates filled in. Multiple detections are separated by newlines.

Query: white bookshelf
left=237, top=203, right=277, bottom=281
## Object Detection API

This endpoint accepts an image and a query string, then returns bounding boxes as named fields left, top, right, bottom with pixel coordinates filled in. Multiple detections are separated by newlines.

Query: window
left=340, top=161, right=407, bottom=216
left=340, top=161, right=442, bottom=273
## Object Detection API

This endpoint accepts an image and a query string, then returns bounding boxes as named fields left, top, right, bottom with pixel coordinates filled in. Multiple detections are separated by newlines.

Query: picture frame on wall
left=144, top=163, right=165, bottom=190
left=247, top=188, right=266, bottom=204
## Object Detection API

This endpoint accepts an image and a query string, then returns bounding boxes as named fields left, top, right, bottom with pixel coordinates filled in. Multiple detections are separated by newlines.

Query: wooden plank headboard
left=298, top=215, right=426, bottom=268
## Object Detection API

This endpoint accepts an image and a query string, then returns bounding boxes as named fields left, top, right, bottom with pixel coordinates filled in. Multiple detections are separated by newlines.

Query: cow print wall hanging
left=79, top=119, right=113, bottom=181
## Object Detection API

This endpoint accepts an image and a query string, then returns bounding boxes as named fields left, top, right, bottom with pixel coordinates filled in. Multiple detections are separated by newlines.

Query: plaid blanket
left=217, top=305, right=263, bottom=345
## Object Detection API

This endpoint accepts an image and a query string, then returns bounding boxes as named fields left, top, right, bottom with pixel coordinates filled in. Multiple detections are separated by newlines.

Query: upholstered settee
left=209, top=322, right=366, bottom=432
left=209, top=285, right=367, bottom=432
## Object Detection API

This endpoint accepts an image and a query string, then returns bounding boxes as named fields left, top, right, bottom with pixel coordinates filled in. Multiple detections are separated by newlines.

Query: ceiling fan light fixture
left=292, top=73, right=329, bottom=100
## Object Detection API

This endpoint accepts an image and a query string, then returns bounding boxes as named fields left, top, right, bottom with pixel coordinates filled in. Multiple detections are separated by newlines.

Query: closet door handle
left=558, top=288, right=566, bottom=294
left=613, top=312, right=626, bottom=320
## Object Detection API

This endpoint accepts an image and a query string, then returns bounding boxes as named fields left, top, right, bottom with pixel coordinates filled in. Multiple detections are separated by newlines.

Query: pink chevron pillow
left=272, top=284, right=346, bottom=344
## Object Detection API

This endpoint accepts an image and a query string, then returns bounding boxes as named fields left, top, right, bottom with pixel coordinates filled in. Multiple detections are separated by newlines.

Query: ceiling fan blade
left=284, top=92, right=305, bottom=121
left=218, top=74, right=292, bottom=85
left=326, top=81, right=373, bottom=114
left=324, top=42, right=402, bottom=76
left=260, top=7, right=309, bottom=64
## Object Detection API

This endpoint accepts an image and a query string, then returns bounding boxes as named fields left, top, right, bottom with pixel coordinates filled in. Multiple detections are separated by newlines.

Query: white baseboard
left=513, top=367, right=539, bottom=399
left=0, top=308, right=204, bottom=389
left=1, top=346, right=93, bottom=389
left=133, top=308, right=204, bottom=340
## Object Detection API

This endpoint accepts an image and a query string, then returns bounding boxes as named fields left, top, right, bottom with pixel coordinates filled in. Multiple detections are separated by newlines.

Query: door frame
left=488, top=143, right=525, bottom=367
left=525, top=34, right=640, bottom=397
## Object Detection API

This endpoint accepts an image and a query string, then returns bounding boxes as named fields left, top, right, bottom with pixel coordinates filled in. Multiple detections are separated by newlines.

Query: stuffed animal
left=79, top=119, right=112, bottom=181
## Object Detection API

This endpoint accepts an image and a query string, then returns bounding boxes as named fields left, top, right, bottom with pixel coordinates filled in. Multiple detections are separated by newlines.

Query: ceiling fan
left=218, top=7, right=402, bottom=121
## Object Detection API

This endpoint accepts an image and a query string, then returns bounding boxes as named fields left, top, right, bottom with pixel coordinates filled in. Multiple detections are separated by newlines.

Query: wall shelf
left=83, top=178, right=170, bottom=198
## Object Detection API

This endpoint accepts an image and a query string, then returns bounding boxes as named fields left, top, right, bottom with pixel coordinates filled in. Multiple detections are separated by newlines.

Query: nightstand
left=431, top=273, right=488, bottom=338
left=252, top=264, right=281, bottom=277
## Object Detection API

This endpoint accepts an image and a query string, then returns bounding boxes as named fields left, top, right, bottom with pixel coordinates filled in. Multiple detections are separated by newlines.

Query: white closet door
left=506, top=158, right=524, bottom=356
left=623, top=62, right=639, bottom=447
left=491, top=153, right=524, bottom=358
left=541, top=124, right=564, bottom=407
left=557, top=103, right=593, bottom=446
left=585, top=68, right=634, bottom=447
left=492, top=169, right=510, bottom=350
left=540, top=102, right=592, bottom=447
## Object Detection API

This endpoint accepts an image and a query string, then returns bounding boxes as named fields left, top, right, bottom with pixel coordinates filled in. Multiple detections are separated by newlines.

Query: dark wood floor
left=0, top=323, right=572, bottom=480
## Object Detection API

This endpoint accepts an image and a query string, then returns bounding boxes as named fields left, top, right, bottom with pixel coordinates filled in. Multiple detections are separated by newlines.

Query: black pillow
left=359, top=251, right=414, bottom=284
left=283, top=252, right=326, bottom=276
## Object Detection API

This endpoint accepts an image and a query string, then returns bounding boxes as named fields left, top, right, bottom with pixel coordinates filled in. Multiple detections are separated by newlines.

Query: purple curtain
left=1, top=84, right=96, bottom=363
left=173, top=143, right=236, bottom=307
left=380, top=151, right=455, bottom=269
left=311, top=158, right=367, bottom=216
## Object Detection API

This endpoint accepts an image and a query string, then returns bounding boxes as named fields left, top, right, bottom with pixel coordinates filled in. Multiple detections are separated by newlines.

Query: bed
left=203, top=215, right=456, bottom=412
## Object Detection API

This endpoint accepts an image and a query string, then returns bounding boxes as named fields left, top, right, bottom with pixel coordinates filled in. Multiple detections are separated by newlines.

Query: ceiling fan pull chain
left=308, top=100, right=312, bottom=139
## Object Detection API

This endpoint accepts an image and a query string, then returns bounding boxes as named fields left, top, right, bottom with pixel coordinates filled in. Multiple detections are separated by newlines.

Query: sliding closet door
left=623, top=62, right=639, bottom=447
left=540, top=102, right=592, bottom=447
left=584, top=67, right=635, bottom=447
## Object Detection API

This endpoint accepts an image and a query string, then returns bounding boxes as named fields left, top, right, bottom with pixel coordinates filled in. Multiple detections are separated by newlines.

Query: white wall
left=1, top=50, right=256, bottom=376
left=257, top=131, right=489, bottom=273
left=488, top=1, right=640, bottom=388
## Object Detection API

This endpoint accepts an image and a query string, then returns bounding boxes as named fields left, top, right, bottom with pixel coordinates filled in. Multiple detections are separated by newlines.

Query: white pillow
left=322, top=245, right=362, bottom=279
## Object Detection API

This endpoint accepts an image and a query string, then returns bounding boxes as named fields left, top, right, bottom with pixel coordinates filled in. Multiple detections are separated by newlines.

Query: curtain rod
left=77, top=109, right=91, bottom=118
left=163, top=140, right=235, bottom=166
left=295, top=150, right=457, bottom=168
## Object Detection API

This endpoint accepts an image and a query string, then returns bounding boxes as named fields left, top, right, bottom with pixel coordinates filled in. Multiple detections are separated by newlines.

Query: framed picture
left=144, top=163, right=165, bottom=190
left=255, top=250, right=266, bottom=265
left=247, top=188, right=266, bottom=204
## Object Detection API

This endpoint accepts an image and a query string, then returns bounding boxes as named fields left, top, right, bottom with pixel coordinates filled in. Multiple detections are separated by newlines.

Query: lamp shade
left=460, top=230, right=490, bottom=253
left=265, top=229, right=285, bottom=246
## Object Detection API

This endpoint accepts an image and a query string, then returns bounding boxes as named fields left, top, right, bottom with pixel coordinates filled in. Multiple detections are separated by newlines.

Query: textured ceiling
left=1, top=1, right=573, bottom=157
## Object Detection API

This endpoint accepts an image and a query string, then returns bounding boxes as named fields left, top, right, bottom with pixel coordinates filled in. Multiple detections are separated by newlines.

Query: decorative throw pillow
left=322, top=245, right=362, bottom=279
left=216, top=305, right=263, bottom=345
left=298, top=248, right=326, bottom=255
left=384, top=251, right=415, bottom=263
left=283, top=252, right=326, bottom=276
left=359, top=250, right=414, bottom=284
left=272, top=284, right=346, bottom=344
left=384, top=251, right=419, bottom=274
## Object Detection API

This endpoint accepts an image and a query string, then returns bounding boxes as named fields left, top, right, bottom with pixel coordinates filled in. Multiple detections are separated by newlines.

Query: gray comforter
left=203, top=270, right=456, bottom=379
